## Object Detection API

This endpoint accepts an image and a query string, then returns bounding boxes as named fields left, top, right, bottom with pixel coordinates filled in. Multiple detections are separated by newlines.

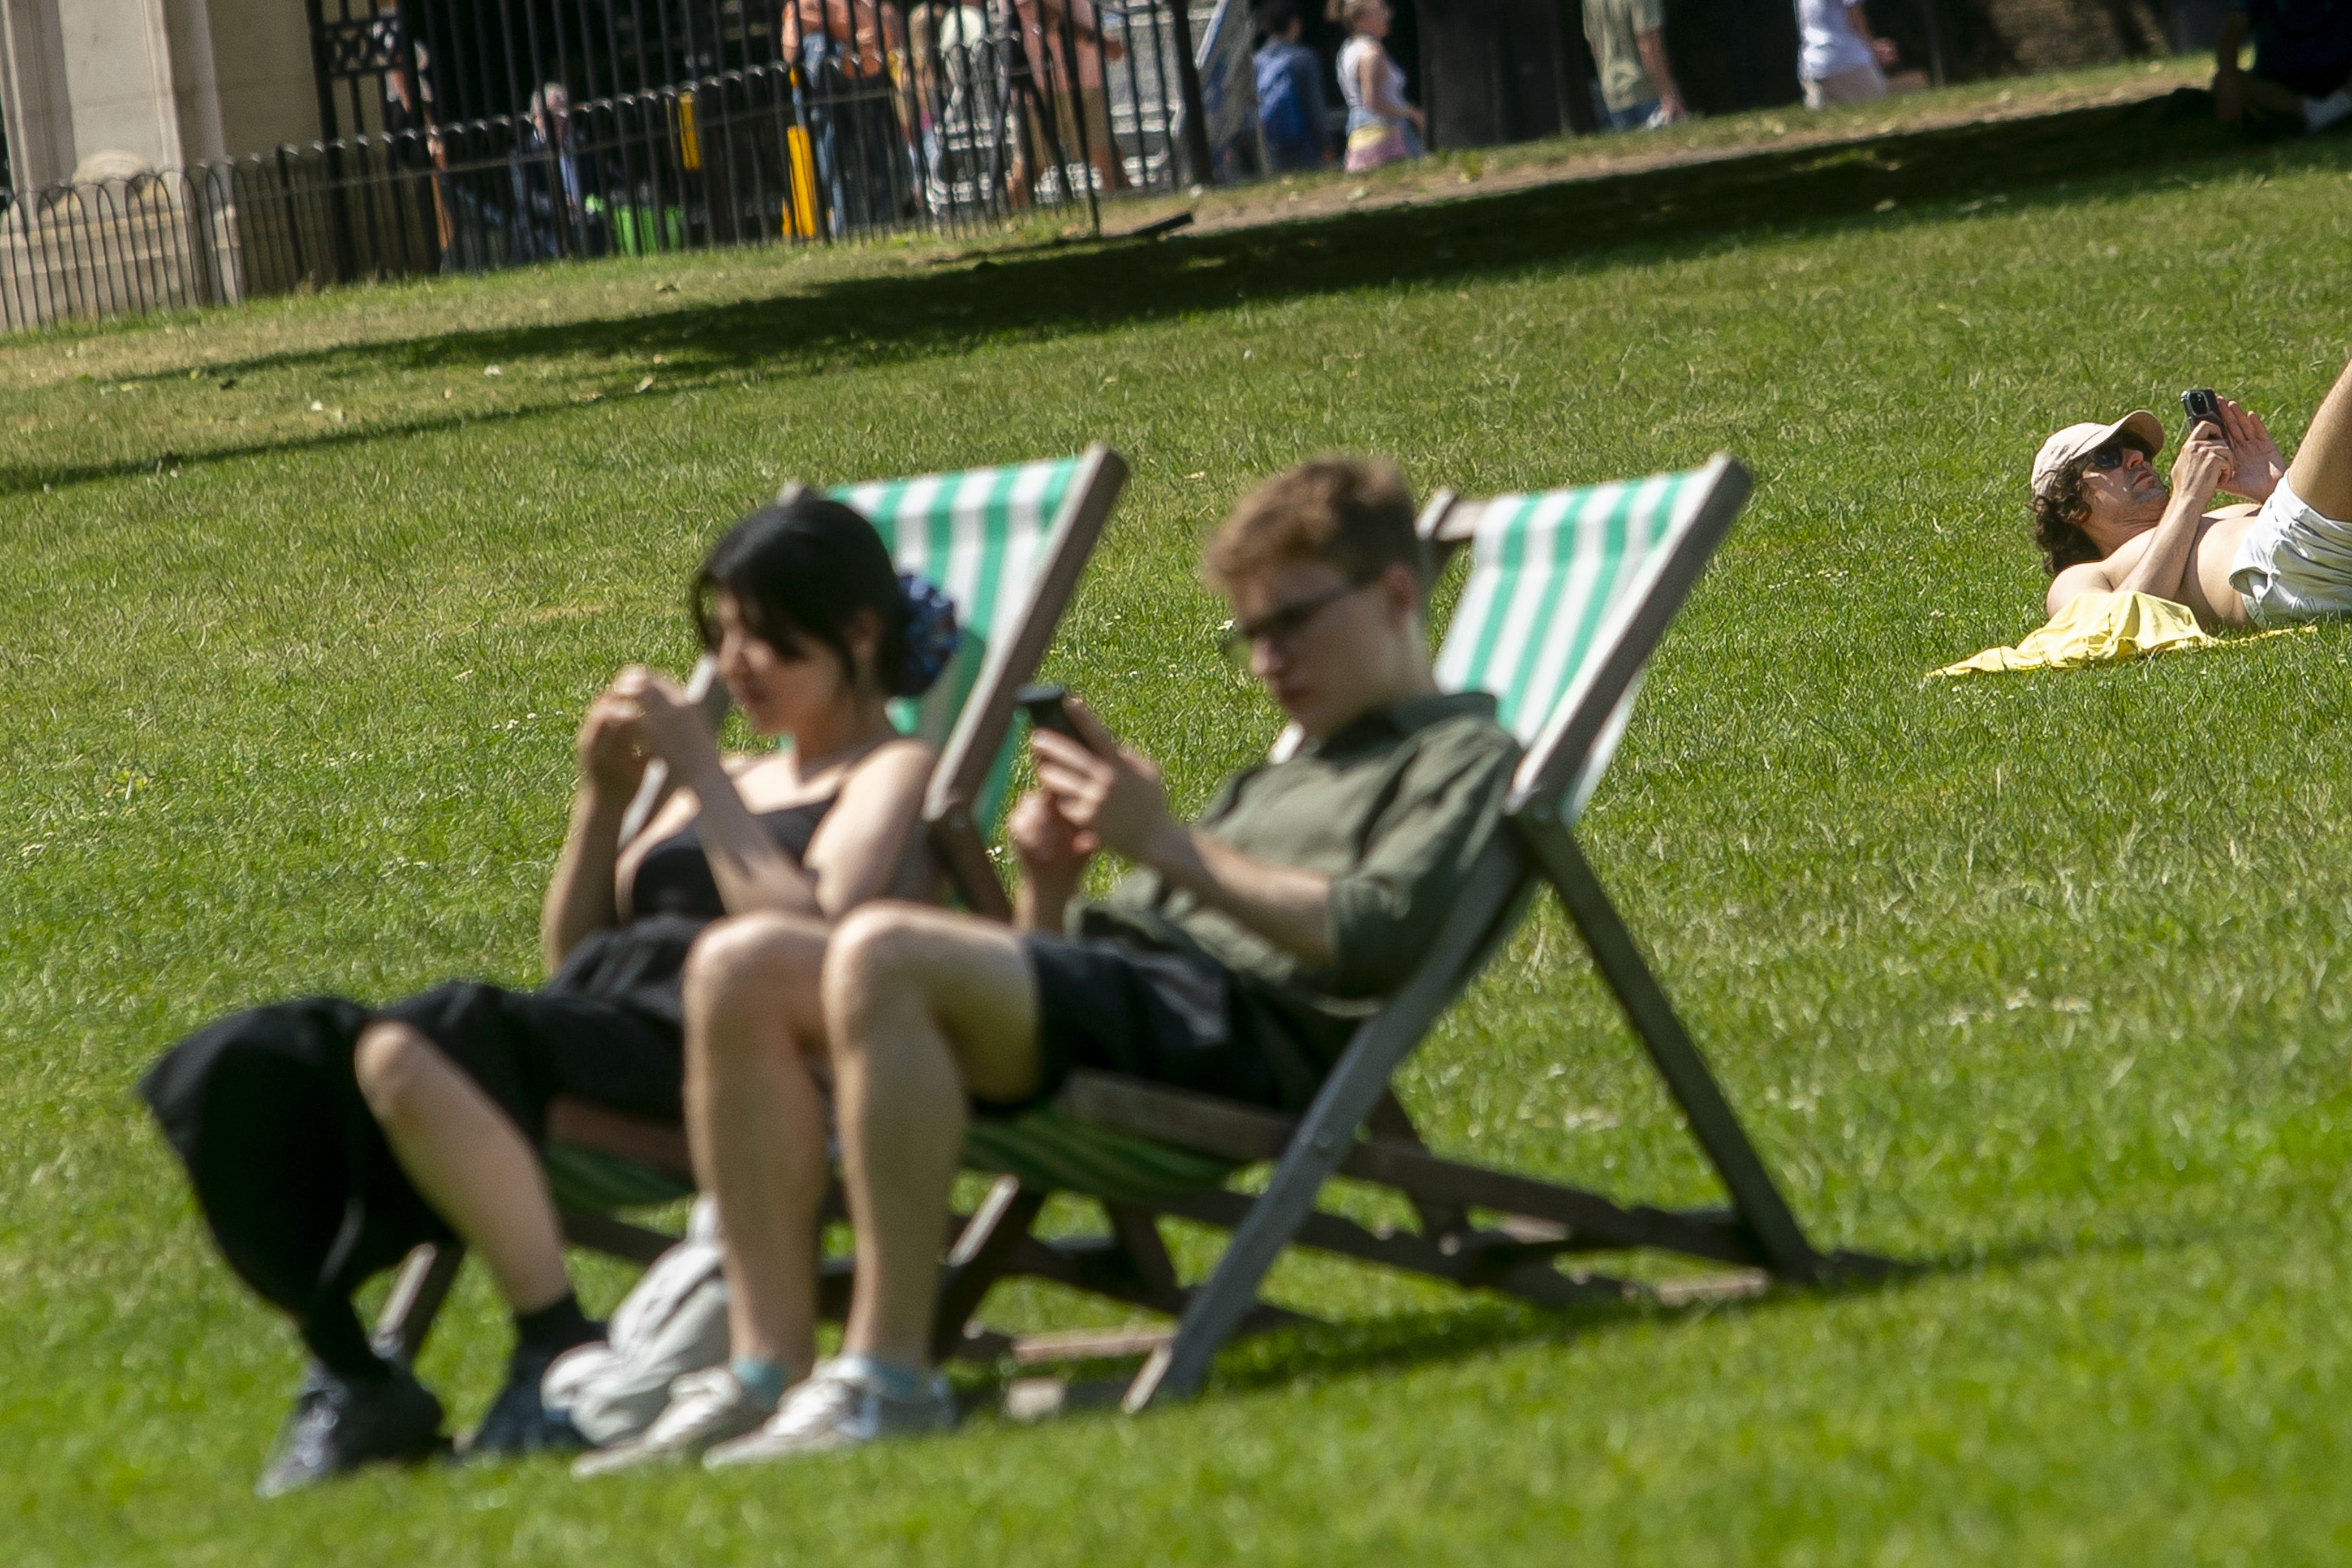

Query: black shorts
left=985, top=934, right=1291, bottom=1118
left=2259, top=58, right=2352, bottom=98
left=380, top=981, right=683, bottom=1145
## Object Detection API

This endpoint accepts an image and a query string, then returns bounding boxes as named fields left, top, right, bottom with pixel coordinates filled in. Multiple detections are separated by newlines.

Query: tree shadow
left=13, top=93, right=2336, bottom=496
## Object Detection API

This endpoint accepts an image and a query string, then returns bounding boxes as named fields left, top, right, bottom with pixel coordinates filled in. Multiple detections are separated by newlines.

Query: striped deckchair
left=917, top=454, right=1885, bottom=1406
left=373, top=446, right=1129, bottom=1356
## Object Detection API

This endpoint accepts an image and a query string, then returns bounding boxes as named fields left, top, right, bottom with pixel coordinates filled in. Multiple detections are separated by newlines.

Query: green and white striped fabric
left=829, top=455, right=1083, bottom=828
left=834, top=457, right=1244, bottom=1208
left=1432, top=468, right=1709, bottom=820
left=965, top=1107, right=1240, bottom=1203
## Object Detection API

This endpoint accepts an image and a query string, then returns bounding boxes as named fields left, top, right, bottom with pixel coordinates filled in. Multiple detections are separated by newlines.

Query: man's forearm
left=1014, top=875, right=1077, bottom=933
left=1635, top=29, right=1679, bottom=104
left=1141, top=827, right=1334, bottom=968
left=2116, top=496, right=2210, bottom=603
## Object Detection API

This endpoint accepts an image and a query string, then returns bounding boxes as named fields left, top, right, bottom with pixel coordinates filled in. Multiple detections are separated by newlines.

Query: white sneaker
left=571, top=1366, right=777, bottom=1476
left=702, top=1358, right=955, bottom=1468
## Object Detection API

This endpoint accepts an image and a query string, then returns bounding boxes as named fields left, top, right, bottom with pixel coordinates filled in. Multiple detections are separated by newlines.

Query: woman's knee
left=352, top=1020, right=444, bottom=1120
left=683, top=912, right=825, bottom=1027
left=825, top=902, right=921, bottom=986
left=821, top=904, right=950, bottom=1031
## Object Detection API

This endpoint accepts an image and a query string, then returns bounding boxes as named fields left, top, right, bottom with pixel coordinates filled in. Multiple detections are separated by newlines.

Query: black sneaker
left=256, top=1360, right=445, bottom=1497
left=460, top=1341, right=595, bottom=1460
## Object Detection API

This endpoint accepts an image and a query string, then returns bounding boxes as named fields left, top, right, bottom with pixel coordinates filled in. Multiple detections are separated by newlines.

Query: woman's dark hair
left=694, top=496, right=912, bottom=695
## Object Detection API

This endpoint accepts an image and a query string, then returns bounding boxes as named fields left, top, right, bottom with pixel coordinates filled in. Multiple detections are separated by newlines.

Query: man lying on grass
left=2034, top=350, right=2352, bottom=630
left=578, top=458, right=1520, bottom=1470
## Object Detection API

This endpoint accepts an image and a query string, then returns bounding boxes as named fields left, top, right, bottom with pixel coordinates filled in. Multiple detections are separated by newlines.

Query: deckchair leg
left=1518, top=819, right=1825, bottom=1281
left=1124, top=848, right=1527, bottom=1411
left=374, top=1242, right=466, bottom=1364
left=930, top=1175, right=1046, bottom=1363
left=1366, top=1092, right=1470, bottom=1240
left=1102, top=1204, right=1186, bottom=1309
left=1121, top=1062, right=1391, bottom=1411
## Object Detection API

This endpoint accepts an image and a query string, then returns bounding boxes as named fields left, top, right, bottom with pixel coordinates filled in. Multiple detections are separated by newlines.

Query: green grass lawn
left=11, top=80, right=2352, bottom=1563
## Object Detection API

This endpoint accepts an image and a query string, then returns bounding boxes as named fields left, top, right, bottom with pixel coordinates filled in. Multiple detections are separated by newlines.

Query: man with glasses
left=592, top=457, right=1517, bottom=1468
left=2032, top=359, right=2352, bottom=627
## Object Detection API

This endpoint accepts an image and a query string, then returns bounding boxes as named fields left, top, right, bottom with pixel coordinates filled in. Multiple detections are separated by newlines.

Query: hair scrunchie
left=894, top=572, right=962, bottom=697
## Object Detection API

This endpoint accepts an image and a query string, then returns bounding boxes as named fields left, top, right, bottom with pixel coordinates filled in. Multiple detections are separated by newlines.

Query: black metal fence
left=2, top=3, right=1206, bottom=332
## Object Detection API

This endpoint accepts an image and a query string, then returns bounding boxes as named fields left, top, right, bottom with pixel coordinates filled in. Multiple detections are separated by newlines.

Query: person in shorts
left=1794, top=0, right=1898, bottom=109
left=2033, top=348, right=2352, bottom=630
left=583, top=457, right=1520, bottom=1471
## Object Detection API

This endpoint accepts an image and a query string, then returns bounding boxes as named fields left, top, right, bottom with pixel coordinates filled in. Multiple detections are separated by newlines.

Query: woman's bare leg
left=353, top=1021, right=570, bottom=1314
left=680, top=912, right=835, bottom=1377
left=2287, top=352, right=2352, bottom=519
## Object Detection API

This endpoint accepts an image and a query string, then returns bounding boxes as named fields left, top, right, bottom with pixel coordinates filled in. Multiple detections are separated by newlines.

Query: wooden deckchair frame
left=372, top=445, right=1130, bottom=1359
left=915, top=454, right=1884, bottom=1411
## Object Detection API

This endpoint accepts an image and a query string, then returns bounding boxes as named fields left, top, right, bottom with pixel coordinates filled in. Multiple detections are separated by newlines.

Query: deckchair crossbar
left=1141, top=1187, right=1640, bottom=1307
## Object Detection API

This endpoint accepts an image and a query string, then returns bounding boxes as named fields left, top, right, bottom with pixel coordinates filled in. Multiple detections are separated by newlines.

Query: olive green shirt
left=1582, top=0, right=1667, bottom=113
left=1072, top=691, right=1520, bottom=1071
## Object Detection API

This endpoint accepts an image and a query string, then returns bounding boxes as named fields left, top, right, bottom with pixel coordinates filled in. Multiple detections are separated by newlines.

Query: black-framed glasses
left=2086, top=441, right=2149, bottom=471
left=1217, top=578, right=1368, bottom=665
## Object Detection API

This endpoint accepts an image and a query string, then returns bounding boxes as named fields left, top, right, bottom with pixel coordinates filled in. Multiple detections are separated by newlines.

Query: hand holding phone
left=2182, top=387, right=2225, bottom=436
left=1015, top=683, right=1091, bottom=749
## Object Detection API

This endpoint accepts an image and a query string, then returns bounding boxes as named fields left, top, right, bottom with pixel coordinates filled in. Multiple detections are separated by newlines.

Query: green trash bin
left=596, top=198, right=686, bottom=257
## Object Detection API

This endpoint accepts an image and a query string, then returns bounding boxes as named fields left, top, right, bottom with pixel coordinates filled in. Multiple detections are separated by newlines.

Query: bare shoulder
left=724, top=750, right=793, bottom=781
left=852, top=735, right=938, bottom=786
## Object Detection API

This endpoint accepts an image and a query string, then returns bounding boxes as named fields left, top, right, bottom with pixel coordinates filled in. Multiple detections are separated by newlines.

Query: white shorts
left=1802, top=63, right=1887, bottom=109
left=2228, top=473, right=2352, bottom=626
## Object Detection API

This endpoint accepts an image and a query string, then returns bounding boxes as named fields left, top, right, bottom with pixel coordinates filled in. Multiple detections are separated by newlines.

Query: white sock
left=2303, top=88, right=2351, bottom=132
left=830, top=1352, right=928, bottom=1401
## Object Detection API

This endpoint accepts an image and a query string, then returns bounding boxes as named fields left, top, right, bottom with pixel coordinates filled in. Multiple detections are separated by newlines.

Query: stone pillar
left=0, top=0, right=75, bottom=188
left=0, top=0, right=320, bottom=189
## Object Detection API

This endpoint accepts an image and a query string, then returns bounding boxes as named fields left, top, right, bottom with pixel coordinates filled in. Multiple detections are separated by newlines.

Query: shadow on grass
left=13, top=93, right=2340, bottom=495
left=959, top=1227, right=2159, bottom=1411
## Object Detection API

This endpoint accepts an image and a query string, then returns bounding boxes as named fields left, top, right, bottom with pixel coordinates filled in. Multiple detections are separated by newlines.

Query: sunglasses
left=1217, top=578, right=1369, bottom=664
left=2084, top=441, right=2151, bottom=471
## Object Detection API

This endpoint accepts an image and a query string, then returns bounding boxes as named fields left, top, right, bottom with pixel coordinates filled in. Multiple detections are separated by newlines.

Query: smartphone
left=2182, top=387, right=2224, bottom=433
left=1015, top=683, right=1089, bottom=748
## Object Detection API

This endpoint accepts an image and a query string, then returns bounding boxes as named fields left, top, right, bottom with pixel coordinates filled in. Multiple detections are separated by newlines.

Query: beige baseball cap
left=2030, top=411, right=2164, bottom=502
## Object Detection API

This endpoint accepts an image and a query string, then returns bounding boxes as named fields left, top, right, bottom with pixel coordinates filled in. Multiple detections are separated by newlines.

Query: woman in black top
left=140, top=496, right=958, bottom=1493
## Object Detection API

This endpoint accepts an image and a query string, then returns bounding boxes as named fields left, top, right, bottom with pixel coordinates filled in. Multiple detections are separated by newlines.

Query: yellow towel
left=1928, top=591, right=2217, bottom=678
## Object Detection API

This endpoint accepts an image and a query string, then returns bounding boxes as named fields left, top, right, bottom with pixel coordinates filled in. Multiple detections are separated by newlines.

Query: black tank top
left=548, top=797, right=838, bottom=1029
left=626, top=798, right=836, bottom=919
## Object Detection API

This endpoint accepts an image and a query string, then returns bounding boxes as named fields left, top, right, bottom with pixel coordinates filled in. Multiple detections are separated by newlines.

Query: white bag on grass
left=542, top=1197, right=731, bottom=1446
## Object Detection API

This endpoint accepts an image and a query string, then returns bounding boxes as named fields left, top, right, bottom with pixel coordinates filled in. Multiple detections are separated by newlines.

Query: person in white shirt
left=1794, top=0, right=1898, bottom=108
